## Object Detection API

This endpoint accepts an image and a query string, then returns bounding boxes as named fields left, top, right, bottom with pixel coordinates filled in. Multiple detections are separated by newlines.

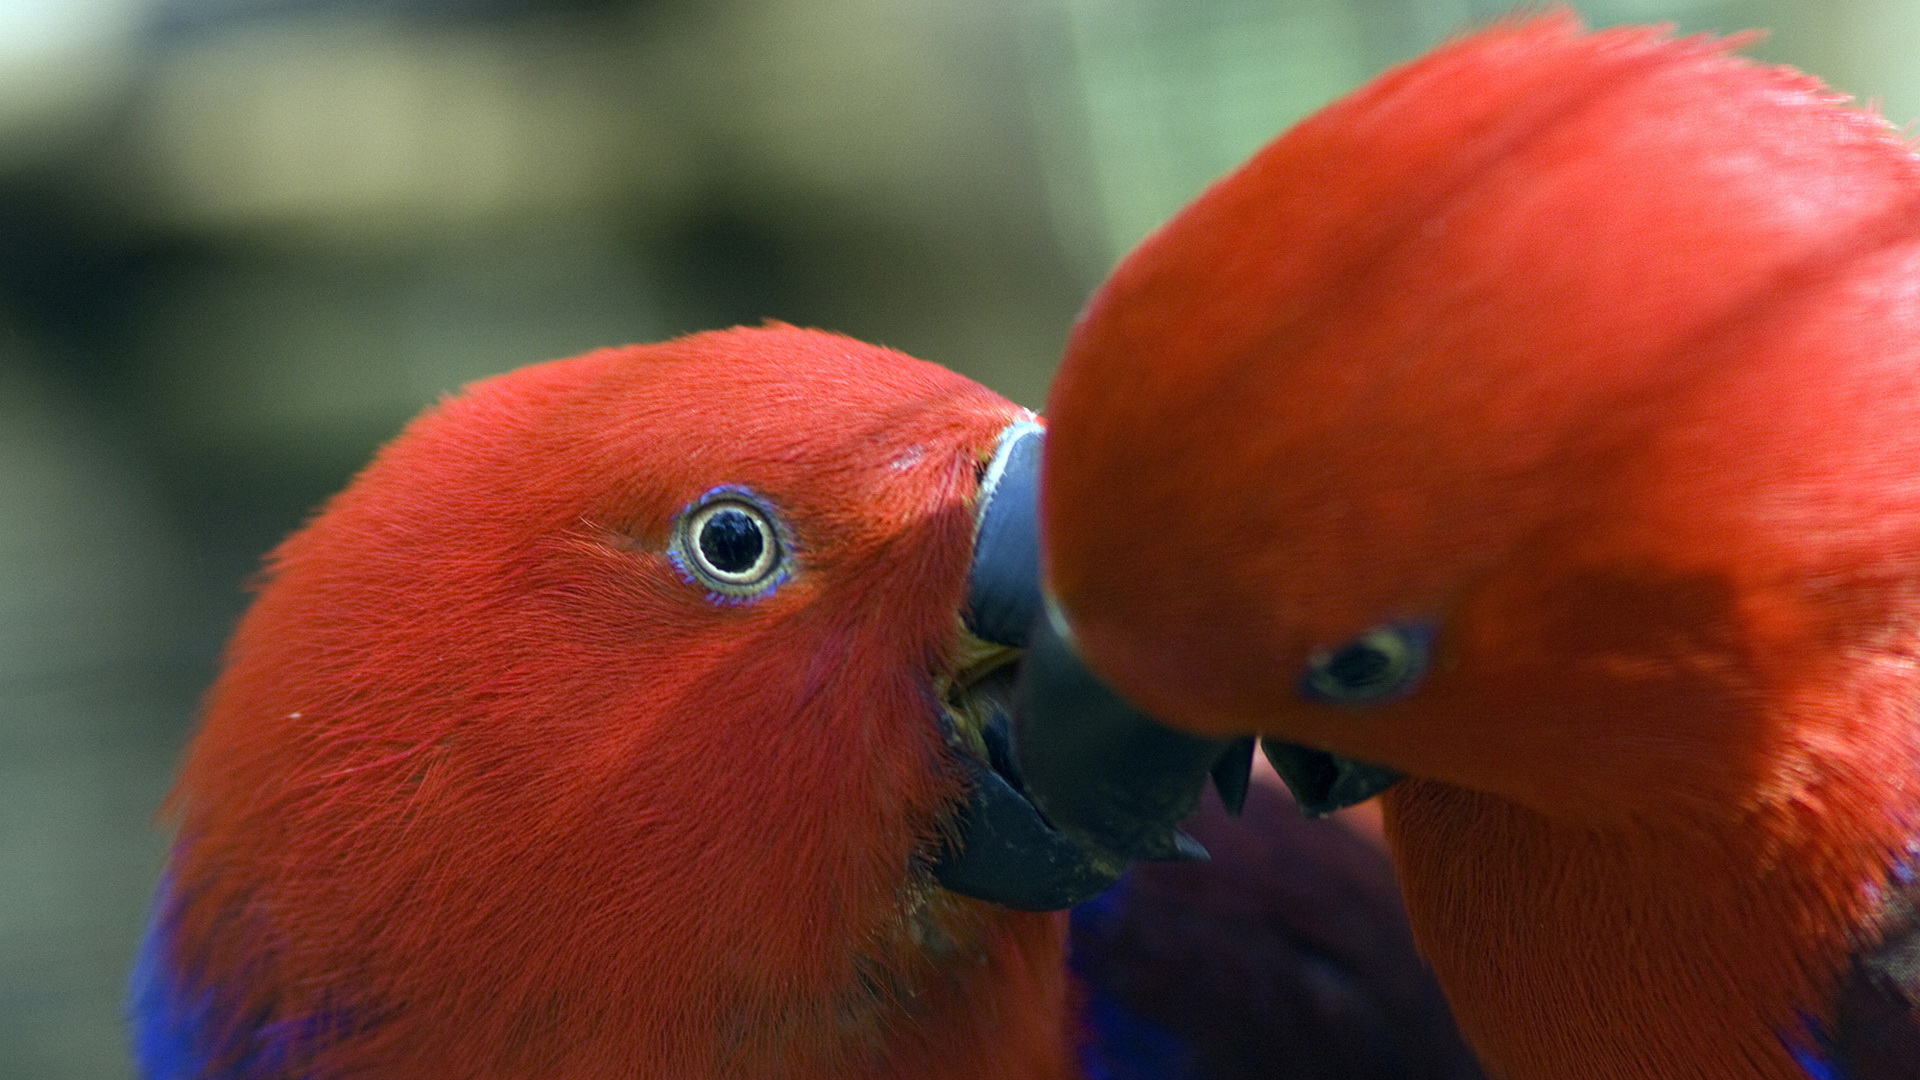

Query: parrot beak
left=1013, top=610, right=1251, bottom=859
left=961, top=420, right=1046, bottom=648
left=962, top=424, right=1252, bottom=863
left=959, top=423, right=1397, bottom=861
left=931, top=421, right=1189, bottom=911
left=1258, top=741, right=1404, bottom=818
left=928, top=658, right=1132, bottom=911
left=931, top=421, right=1394, bottom=903
left=1015, top=612, right=1401, bottom=848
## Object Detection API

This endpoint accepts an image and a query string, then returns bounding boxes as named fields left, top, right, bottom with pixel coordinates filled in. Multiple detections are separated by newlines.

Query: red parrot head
left=1028, top=14, right=1920, bottom=827
left=151, top=326, right=1104, bottom=1079
left=1016, top=16, right=1920, bottom=1080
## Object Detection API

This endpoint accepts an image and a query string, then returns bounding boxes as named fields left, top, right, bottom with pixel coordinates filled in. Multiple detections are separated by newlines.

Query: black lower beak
left=1011, top=612, right=1251, bottom=862
left=929, top=704, right=1128, bottom=911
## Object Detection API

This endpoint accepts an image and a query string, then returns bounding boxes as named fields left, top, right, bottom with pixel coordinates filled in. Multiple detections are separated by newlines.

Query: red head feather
left=1045, top=14, right=1920, bottom=1080
left=160, top=326, right=1071, bottom=1079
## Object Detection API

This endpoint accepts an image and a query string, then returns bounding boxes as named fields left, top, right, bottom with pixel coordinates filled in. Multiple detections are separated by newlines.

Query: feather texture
left=1041, top=13, right=1920, bottom=1080
left=138, top=326, right=1071, bottom=1080
left=135, top=323, right=1497, bottom=1080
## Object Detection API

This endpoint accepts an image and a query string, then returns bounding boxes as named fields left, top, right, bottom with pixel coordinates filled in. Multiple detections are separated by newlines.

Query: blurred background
left=2, top=0, right=1917, bottom=1074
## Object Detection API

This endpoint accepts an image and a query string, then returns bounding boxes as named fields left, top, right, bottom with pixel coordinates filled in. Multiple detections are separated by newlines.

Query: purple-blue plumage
left=136, top=783, right=1491, bottom=1080
left=1069, top=775, right=1485, bottom=1080
left=1791, top=848, right=1920, bottom=1080
left=130, top=890, right=218, bottom=1080
left=130, top=879, right=356, bottom=1080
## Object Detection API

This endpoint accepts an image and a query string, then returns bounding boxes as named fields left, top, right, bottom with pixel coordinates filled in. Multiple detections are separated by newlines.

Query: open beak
left=928, top=651, right=1133, bottom=911
left=930, top=422, right=1191, bottom=911
left=931, top=422, right=1400, bottom=898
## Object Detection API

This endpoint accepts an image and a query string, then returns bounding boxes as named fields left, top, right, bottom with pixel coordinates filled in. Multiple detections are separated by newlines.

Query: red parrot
left=1018, top=14, right=1920, bottom=1080
left=128, top=325, right=1484, bottom=1079
left=131, top=326, right=1097, bottom=1079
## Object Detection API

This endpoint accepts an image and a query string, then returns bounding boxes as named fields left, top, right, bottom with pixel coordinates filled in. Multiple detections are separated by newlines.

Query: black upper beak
left=963, top=421, right=1045, bottom=650
left=1014, top=611, right=1243, bottom=860
left=929, top=698, right=1127, bottom=911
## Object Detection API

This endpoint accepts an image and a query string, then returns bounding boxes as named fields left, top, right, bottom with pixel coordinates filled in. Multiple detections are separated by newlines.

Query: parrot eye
left=673, top=488, right=790, bottom=600
left=1300, top=625, right=1432, bottom=704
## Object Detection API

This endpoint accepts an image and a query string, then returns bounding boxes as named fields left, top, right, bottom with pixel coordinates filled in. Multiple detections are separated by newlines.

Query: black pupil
left=1324, top=642, right=1393, bottom=689
left=699, top=508, right=765, bottom=575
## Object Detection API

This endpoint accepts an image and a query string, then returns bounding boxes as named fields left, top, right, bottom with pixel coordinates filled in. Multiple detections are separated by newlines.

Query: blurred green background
left=0, top=0, right=1912, bottom=1074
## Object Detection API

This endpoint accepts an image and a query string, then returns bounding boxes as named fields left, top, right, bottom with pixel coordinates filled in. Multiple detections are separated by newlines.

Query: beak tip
left=1014, top=611, right=1234, bottom=865
left=1210, top=737, right=1257, bottom=817
left=1167, top=829, right=1210, bottom=862
left=1261, top=740, right=1403, bottom=818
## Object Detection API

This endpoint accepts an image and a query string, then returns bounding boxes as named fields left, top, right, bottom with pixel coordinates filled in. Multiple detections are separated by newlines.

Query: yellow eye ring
left=671, top=489, right=790, bottom=600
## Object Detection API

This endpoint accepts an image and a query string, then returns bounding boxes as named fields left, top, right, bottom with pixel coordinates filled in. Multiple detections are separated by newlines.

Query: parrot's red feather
left=160, top=326, right=1072, bottom=1078
left=1047, top=14, right=1920, bottom=1080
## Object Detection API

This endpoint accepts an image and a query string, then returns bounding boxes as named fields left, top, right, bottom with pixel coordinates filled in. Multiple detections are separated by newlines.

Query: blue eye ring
left=1300, top=623, right=1434, bottom=705
left=669, top=486, right=792, bottom=603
